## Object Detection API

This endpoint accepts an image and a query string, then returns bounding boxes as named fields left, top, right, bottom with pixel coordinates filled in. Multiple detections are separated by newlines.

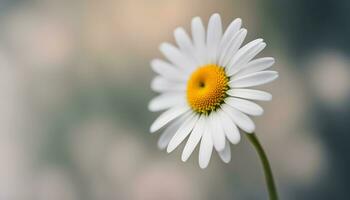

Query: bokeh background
left=0, top=0, right=349, bottom=199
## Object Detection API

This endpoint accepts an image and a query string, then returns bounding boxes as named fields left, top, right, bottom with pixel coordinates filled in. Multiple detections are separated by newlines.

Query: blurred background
left=0, top=0, right=349, bottom=199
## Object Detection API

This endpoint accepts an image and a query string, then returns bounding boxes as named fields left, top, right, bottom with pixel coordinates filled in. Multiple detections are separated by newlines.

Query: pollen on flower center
left=187, top=64, right=229, bottom=114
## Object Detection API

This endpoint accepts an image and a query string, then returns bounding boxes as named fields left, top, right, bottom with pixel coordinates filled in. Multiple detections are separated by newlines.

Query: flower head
left=149, top=13, right=278, bottom=168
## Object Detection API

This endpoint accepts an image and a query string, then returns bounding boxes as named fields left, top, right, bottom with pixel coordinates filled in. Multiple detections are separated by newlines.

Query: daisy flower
left=149, top=13, right=278, bottom=169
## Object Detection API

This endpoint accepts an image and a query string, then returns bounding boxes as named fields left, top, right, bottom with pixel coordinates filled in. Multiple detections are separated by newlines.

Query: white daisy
left=149, top=13, right=278, bottom=169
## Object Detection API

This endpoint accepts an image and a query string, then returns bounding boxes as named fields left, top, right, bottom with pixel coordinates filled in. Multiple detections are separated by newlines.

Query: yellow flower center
left=187, top=64, right=229, bottom=114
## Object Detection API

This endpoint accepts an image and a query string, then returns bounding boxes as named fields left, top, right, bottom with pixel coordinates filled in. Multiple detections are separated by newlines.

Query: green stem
left=246, top=133, right=278, bottom=200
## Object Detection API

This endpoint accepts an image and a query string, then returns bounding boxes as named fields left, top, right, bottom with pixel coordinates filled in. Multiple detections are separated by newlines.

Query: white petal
left=234, top=43, right=266, bottom=74
left=181, top=116, right=204, bottom=162
left=174, top=27, right=198, bottom=64
left=148, top=93, right=186, bottom=112
left=151, top=76, right=186, bottom=92
left=209, top=113, right=226, bottom=152
left=159, top=43, right=196, bottom=72
left=157, top=116, right=186, bottom=149
left=227, top=89, right=272, bottom=101
left=218, top=29, right=247, bottom=67
left=198, top=122, right=213, bottom=169
left=221, top=104, right=255, bottom=133
left=225, top=97, right=264, bottom=116
left=150, top=105, right=190, bottom=133
left=167, top=114, right=199, bottom=153
left=150, top=59, right=186, bottom=81
left=218, top=18, right=241, bottom=57
left=218, top=140, right=231, bottom=163
left=235, top=57, right=275, bottom=77
left=227, top=39, right=265, bottom=76
left=191, top=17, right=207, bottom=65
left=217, top=109, right=241, bottom=144
left=229, top=71, right=279, bottom=88
left=206, top=13, right=222, bottom=64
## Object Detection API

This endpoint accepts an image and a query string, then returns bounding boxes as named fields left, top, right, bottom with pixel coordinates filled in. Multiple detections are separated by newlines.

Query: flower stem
left=246, top=133, right=278, bottom=200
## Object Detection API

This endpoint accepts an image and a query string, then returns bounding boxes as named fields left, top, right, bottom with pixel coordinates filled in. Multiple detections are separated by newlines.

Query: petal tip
left=199, top=155, right=210, bottom=169
left=181, top=155, right=189, bottom=162
left=192, top=16, right=202, bottom=23
left=166, top=148, right=173, bottom=154
left=157, top=141, right=166, bottom=150
left=232, top=136, right=241, bottom=145
left=255, top=110, right=264, bottom=116
left=174, top=27, right=184, bottom=35
left=150, top=59, right=159, bottom=71
left=159, top=42, right=170, bottom=52
left=210, top=13, right=221, bottom=19
left=147, top=102, right=153, bottom=111
left=241, top=28, right=248, bottom=35
left=150, top=126, right=156, bottom=133
left=223, top=159, right=230, bottom=164
left=221, top=155, right=231, bottom=163
left=216, top=144, right=226, bottom=152
left=245, top=126, right=255, bottom=134
left=243, top=121, right=256, bottom=133
left=148, top=101, right=159, bottom=112
left=199, top=163, right=208, bottom=169
left=271, top=71, right=279, bottom=81
left=166, top=142, right=177, bottom=153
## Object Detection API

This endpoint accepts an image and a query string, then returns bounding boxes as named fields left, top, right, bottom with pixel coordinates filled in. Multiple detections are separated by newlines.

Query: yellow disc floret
left=187, top=64, right=229, bottom=114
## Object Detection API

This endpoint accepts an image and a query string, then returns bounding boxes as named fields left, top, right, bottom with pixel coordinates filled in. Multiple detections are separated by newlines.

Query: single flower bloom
left=149, top=13, right=278, bottom=169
